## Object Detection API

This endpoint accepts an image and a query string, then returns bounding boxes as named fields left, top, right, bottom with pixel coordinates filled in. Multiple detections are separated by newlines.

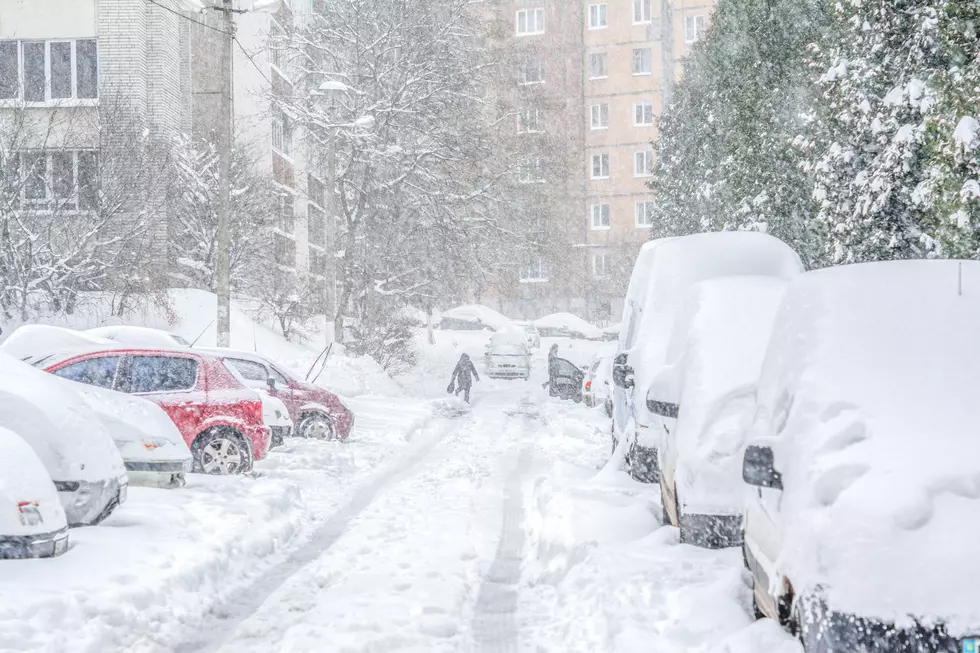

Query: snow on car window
left=122, top=356, right=198, bottom=394
left=227, top=358, right=268, bottom=382
left=53, top=356, right=121, bottom=389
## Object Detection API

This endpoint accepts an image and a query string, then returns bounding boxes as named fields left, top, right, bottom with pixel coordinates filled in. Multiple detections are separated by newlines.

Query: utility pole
left=215, top=0, right=235, bottom=348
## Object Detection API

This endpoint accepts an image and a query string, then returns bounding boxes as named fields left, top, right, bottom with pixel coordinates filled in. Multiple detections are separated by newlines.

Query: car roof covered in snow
left=440, top=304, right=511, bottom=331
left=0, top=352, right=125, bottom=483
left=532, top=313, right=603, bottom=340
left=755, top=259, right=980, bottom=632
left=629, top=232, right=803, bottom=408
left=489, top=327, right=528, bottom=347
left=0, top=426, right=68, bottom=537
left=0, top=325, right=117, bottom=364
left=86, top=325, right=190, bottom=349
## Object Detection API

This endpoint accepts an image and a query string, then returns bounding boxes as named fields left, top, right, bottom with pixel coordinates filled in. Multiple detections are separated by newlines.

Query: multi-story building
left=582, top=0, right=714, bottom=317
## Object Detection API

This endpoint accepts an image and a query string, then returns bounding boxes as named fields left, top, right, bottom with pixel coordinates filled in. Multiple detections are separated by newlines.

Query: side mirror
left=742, top=445, right=782, bottom=490
left=266, top=376, right=277, bottom=391
left=612, top=353, right=634, bottom=389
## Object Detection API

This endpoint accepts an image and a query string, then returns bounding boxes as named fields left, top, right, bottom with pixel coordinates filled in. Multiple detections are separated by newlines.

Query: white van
left=648, top=275, right=788, bottom=547
left=742, top=261, right=980, bottom=650
left=612, top=232, right=802, bottom=482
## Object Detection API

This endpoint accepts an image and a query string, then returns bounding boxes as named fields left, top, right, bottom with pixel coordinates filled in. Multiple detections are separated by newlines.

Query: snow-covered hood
left=759, top=261, right=980, bottom=634
left=0, top=324, right=114, bottom=363
left=0, top=426, right=68, bottom=537
left=71, top=384, right=192, bottom=464
left=0, top=353, right=126, bottom=483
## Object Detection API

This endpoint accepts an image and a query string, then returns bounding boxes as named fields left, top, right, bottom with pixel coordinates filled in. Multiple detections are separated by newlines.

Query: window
left=588, top=4, right=607, bottom=29
left=53, top=356, right=121, bottom=389
left=591, top=153, right=609, bottom=179
left=517, top=108, right=544, bottom=134
left=520, top=258, right=548, bottom=283
left=516, top=8, right=545, bottom=35
left=593, top=253, right=610, bottom=277
left=268, top=366, right=291, bottom=386
left=634, top=100, right=654, bottom=126
left=518, top=157, right=545, bottom=183
left=635, top=200, right=655, bottom=227
left=272, top=109, right=293, bottom=155
left=635, top=150, right=654, bottom=177
left=590, top=103, right=608, bottom=130
left=122, top=356, right=199, bottom=394
left=226, top=358, right=269, bottom=385
left=633, top=0, right=651, bottom=23
left=685, top=15, right=706, bottom=43
left=632, top=48, right=652, bottom=75
left=518, top=58, right=545, bottom=85
left=589, top=52, right=608, bottom=79
left=0, top=39, right=98, bottom=102
left=6, top=150, right=99, bottom=211
left=590, top=203, right=610, bottom=229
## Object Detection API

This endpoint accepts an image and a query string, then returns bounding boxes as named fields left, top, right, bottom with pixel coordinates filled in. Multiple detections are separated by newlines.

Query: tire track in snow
left=472, top=406, right=535, bottom=653
left=179, top=413, right=460, bottom=653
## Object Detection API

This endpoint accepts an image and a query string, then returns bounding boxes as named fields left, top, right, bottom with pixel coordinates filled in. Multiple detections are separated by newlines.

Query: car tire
left=192, top=427, right=251, bottom=475
left=299, top=413, right=336, bottom=440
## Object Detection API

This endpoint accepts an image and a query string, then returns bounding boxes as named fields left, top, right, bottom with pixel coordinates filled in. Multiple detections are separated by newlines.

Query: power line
left=234, top=37, right=273, bottom=87
left=144, top=0, right=230, bottom=35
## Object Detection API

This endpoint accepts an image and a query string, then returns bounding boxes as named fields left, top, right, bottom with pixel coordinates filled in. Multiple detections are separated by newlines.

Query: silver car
left=485, top=343, right=531, bottom=380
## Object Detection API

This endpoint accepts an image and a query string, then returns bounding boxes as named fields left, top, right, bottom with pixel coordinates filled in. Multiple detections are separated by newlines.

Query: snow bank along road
left=0, top=356, right=800, bottom=653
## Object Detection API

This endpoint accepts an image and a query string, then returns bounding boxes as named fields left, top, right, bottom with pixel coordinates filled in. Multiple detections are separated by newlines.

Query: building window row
left=590, top=149, right=656, bottom=179
left=520, top=257, right=548, bottom=283
left=516, top=8, right=546, bottom=36
left=518, top=58, right=545, bottom=85
left=593, top=252, right=610, bottom=278
left=3, top=150, right=99, bottom=212
left=517, top=107, right=544, bottom=134
left=589, top=100, right=654, bottom=130
left=0, top=39, right=98, bottom=103
left=589, top=48, right=655, bottom=80
left=589, top=200, right=656, bottom=230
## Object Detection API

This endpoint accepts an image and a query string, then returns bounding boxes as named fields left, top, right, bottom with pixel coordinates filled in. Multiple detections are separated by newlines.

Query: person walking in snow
left=545, top=344, right=560, bottom=391
left=448, top=353, right=480, bottom=403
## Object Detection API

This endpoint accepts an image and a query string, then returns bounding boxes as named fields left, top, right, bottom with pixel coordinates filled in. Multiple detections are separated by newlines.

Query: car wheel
left=192, top=428, right=250, bottom=475
left=300, top=413, right=336, bottom=440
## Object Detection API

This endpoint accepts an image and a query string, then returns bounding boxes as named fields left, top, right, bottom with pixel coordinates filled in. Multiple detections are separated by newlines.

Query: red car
left=203, top=349, right=354, bottom=441
left=38, top=348, right=270, bottom=475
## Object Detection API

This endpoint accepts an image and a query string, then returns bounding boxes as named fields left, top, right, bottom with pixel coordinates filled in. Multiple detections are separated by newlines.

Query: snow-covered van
left=648, top=276, right=788, bottom=547
left=741, top=261, right=980, bottom=651
left=0, top=426, right=70, bottom=559
left=0, top=353, right=128, bottom=526
left=612, top=233, right=802, bottom=483
left=71, top=384, right=193, bottom=488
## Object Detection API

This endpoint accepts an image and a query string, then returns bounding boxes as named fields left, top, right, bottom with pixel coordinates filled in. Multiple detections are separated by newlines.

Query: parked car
left=583, top=346, right=615, bottom=417
left=86, top=325, right=190, bottom=348
left=205, top=348, right=355, bottom=441
left=0, top=353, right=128, bottom=526
left=611, top=233, right=803, bottom=483
left=533, top=313, right=603, bottom=340
left=484, top=331, right=531, bottom=380
left=0, top=426, right=70, bottom=559
left=516, top=323, right=541, bottom=349
left=439, top=304, right=511, bottom=331
left=548, top=356, right=585, bottom=402
left=71, top=383, right=193, bottom=488
left=741, top=260, right=980, bottom=651
left=648, top=276, right=787, bottom=547
left=27, top=346, right=271, bottom=475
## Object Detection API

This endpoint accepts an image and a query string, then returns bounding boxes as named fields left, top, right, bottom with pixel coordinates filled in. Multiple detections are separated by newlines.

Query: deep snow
left=0, top=319, right=799, bottom=653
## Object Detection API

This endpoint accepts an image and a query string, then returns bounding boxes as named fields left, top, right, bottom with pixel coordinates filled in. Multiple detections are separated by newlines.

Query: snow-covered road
left=0, top=335, right=801, bottom=653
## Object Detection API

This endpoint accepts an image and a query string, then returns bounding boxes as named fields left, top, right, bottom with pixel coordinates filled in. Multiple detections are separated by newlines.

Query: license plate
left=964, top=638, right=979, bottom=653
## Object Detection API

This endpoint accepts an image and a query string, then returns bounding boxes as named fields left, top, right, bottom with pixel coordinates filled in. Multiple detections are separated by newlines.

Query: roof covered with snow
left=533, top=313, right=603, bottom=340
left=757, top=260, right=980, bottom=633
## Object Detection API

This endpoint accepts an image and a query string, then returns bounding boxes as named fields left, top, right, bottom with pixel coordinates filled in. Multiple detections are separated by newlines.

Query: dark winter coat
left=450, top=354, right=480, bottom=389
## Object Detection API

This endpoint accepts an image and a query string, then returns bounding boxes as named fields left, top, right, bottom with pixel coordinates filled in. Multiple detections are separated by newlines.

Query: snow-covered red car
left=0, top=426, right=70, bottom=559
left=207, top=349, right=354, bottom=441
left=741, top=261, right=980, bottom=651
left=32, top=347, right=270, bottom=475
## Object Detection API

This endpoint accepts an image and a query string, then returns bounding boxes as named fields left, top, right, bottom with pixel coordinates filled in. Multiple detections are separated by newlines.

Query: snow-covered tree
left=648, top=0, right=830, bottom=267
left=275, top=0, right=526, bottom=342
left=806, top=0, right=980, bottom=263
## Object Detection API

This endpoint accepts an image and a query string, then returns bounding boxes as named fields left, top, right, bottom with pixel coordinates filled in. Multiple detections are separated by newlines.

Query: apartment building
left=583, top=0, right=714, bottom=317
